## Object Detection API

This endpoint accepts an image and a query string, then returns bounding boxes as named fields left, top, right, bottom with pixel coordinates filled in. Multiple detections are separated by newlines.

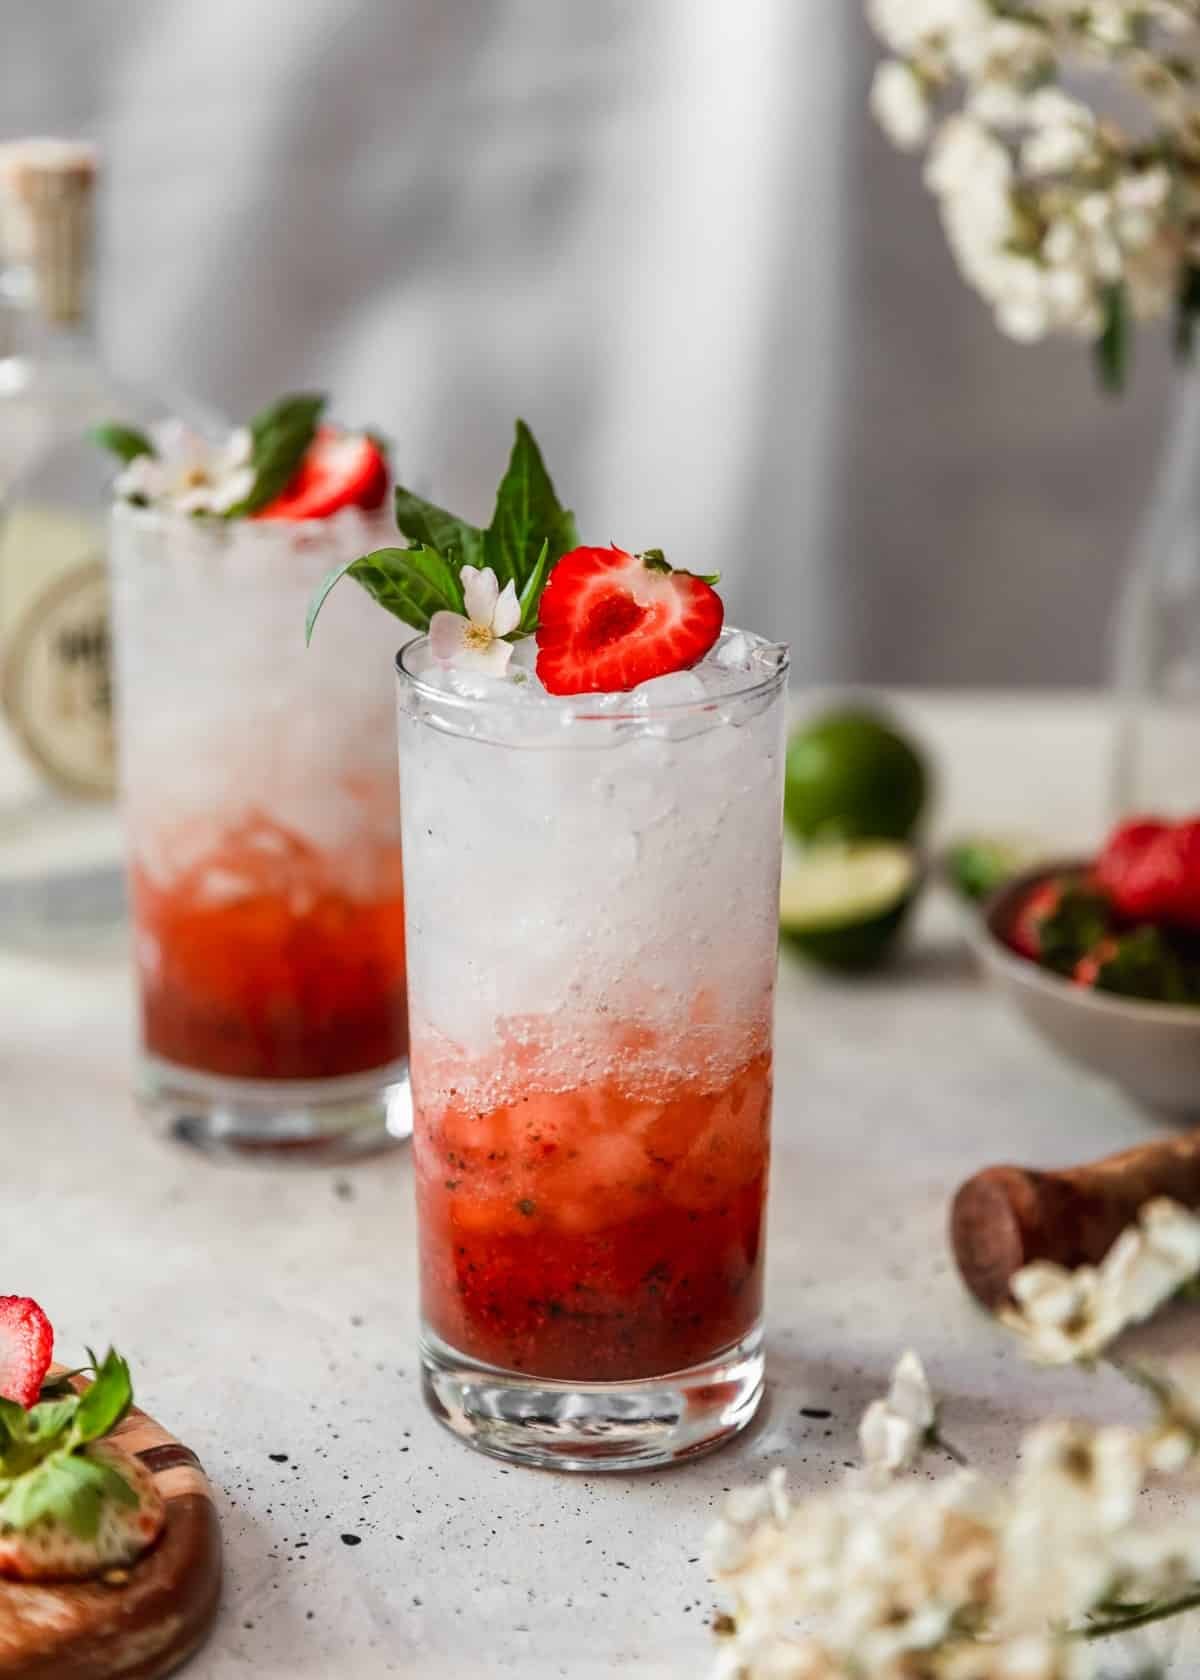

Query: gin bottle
left=0, top=140, right=189, bottom=942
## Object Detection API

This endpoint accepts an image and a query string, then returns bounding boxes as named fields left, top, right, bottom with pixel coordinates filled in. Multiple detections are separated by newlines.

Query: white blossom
left=859, top=1350, right=936, bottom=1480
left=866, top=0, right=1200, bottom=364
left=870, top=61, right=932, bottom=151
left=428, top=565, right=521, bottom=675
left=995, top=1422, right=1144, bottom=1629
left=114, top=421, right=255, bottom=515
left=1002, top=1198, right=1200, bottom=1364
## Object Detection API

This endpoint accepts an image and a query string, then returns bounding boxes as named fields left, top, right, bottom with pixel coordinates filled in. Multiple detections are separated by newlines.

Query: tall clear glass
left=110, top=502, right=411, bottom=1160
left=396, top=631, right=788, bottom=1470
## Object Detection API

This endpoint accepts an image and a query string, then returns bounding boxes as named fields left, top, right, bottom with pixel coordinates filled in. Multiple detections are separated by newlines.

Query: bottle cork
left=0, top=138, right=97, bottom=326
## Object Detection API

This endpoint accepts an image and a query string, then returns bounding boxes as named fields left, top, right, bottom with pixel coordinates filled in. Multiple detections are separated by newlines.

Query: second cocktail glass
left=110, top=501, right=411, bottom=1158
left=397, top=630, right=788, bottom=1469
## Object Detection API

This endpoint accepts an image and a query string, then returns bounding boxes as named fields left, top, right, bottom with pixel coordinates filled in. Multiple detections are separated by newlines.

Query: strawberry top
left=535, top=546, right=723, bottom=696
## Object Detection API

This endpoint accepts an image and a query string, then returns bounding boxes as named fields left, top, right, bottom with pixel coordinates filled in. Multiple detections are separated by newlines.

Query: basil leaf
left=71, top=1349, right=132, bottom=1447
left=516, top=539, right=551, bottom=634
left=307, top=545, right=467, bottom=642
left=226, top=392, right=326, bottom=517
left=91, top=423, right=157, bottom=465
left=392, top=486, right=486, bottom=571
left=483, top=419, right=577, bottom=591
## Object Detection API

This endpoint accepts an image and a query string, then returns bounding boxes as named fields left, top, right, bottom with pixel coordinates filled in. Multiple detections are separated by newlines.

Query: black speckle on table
left=800, top=1407, right=832, bottom=1420
left=269, top=1452, right=289, bottom=1463
left=341, top=1533, right=362, bottom=1547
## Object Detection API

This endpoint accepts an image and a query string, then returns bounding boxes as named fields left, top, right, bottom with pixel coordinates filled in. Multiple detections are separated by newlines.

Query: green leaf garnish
left=305, top=545, right=467, bottom=646
left=391, top=487, right=486, bottom=573
left=307, top=418, right=576, bottom=638
left=481, top=419, right=578, bottom=590
left=91, top=423, right=157, bottom=465
left=225, top=392, right=325, bottom=517
left=0, top=1347, right=140, bottom=1539
left=517, top=539, right=551, bottom=635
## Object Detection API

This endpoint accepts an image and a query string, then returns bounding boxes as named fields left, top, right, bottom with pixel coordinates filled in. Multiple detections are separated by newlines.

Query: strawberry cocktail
left=313, top=423, right=788, bottom=1468
left=105, top=398, right=411, bottom=1158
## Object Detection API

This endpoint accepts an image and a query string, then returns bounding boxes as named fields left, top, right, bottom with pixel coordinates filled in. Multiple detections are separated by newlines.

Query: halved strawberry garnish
left=0, top=1296, right=53, bottom=1408
left=535, top=546, right=723, bottom=696
left=255, top=426, right=388, bottom=522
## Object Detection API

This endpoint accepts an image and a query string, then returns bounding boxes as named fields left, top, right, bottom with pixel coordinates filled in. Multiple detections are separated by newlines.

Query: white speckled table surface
left=5, top=691, right=1198, bottom=1678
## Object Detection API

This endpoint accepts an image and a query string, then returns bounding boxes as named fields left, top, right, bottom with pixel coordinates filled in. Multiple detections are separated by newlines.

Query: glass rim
left=395, top=629, right=789, bottom=725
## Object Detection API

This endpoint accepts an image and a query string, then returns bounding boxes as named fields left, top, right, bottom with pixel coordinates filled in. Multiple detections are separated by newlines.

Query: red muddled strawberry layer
left=413, top=1020, right=771, bottom=1382
left=133, top=812, right=407, bottom=1082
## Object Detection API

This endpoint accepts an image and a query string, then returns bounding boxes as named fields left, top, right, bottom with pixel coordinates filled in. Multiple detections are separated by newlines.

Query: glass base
left=139, top=1055, right=412, bottom=1164
left=420, top=1323, right=763, bottom=1471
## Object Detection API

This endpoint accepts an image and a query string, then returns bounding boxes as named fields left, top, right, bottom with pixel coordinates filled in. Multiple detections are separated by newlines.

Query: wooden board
left=0, top=1369, right=222, bottom=1680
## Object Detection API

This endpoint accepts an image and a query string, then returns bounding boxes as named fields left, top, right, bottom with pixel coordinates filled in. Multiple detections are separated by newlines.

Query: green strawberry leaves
left=73, top=1349, right=133, bottom=1446
left=0, top=1348, right=138, bottom=1538
left=307, top=418, right=576, bottom=640
left=91, top=423, right=157, bottom=464
left=226, top=392, right=326, bottom=517
left=0, top=1449, right=137, bottom=1541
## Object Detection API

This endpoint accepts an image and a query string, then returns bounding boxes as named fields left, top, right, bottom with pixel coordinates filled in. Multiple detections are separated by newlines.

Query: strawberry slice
left=535, top=546, right=723, bottom=696
left=0, top=1296, right=53, bottom=1408
left=255, top=426, right=388, bottom=522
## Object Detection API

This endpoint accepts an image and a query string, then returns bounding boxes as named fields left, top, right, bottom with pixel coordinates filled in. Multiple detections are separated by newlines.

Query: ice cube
left=509, top=637, right=540, bottom=674
left=443, top=667, right=516, bottom=703
left=629, top=670, right=708, bottom=708
left=716, top=631, right=753, bottom=671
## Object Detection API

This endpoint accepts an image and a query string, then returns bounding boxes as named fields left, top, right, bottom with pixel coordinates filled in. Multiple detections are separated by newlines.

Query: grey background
left=2, top=0, right=1178, bottom=685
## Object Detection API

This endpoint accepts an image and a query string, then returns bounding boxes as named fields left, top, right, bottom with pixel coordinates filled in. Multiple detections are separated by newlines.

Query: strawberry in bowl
left=991, top=816, right=1200, bottom=1006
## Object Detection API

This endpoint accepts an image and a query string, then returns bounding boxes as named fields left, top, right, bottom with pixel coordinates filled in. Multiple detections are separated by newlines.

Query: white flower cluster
left=866, top=0, right=1200, bottom=357
left=708, top=1347, right=1200, bottom=1680
left=1003, top=1197, right=1200, bottom=1364
left=115, top=421, right=256, bottom=515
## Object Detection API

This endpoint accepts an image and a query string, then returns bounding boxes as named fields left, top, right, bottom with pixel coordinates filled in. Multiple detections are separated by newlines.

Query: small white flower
left=870, top=60, right=932, bottom=150
left=859, top=1351, right=935, bottom=1480
left=1004, top=1200, right=1200, bottom=1365
left=114, top=421, right=256, bottom=514
left=996, top=1421, right=1143, bottom=1630
left=428, top=565, right=521, bottom=676
left=1143, top=1354, right=1200, bottom=1472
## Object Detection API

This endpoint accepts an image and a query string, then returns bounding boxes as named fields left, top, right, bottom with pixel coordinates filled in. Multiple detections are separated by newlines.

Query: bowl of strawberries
left=974, top=816, right=1200, bottom=1118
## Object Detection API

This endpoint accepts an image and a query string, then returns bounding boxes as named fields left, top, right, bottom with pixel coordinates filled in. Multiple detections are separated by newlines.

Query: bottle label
left=2, top=555, right=115, bottom=797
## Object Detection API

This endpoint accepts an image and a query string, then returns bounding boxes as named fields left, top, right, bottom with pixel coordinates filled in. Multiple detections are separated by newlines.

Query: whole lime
left=784, top=708, right=928, bottom=844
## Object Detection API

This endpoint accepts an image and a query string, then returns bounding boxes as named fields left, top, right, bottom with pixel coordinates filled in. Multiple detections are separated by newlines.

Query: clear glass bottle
left=1112, top=373, right=1200, bottom=820
left=0, top=140, right=203, bottom=945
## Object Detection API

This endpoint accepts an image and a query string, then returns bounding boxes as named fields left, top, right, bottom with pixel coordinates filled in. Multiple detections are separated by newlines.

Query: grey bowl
left=970, top=861, right=1200, bottom=1120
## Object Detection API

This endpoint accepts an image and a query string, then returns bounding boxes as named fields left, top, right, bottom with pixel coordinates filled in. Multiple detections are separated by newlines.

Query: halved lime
left=784, top=708, right=929, bottom=844
left=780, top=841, right=920, bottom=971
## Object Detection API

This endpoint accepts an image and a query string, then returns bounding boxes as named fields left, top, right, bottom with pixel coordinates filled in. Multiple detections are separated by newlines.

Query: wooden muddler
left=950, top=1130, right=1200, bottom=1311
